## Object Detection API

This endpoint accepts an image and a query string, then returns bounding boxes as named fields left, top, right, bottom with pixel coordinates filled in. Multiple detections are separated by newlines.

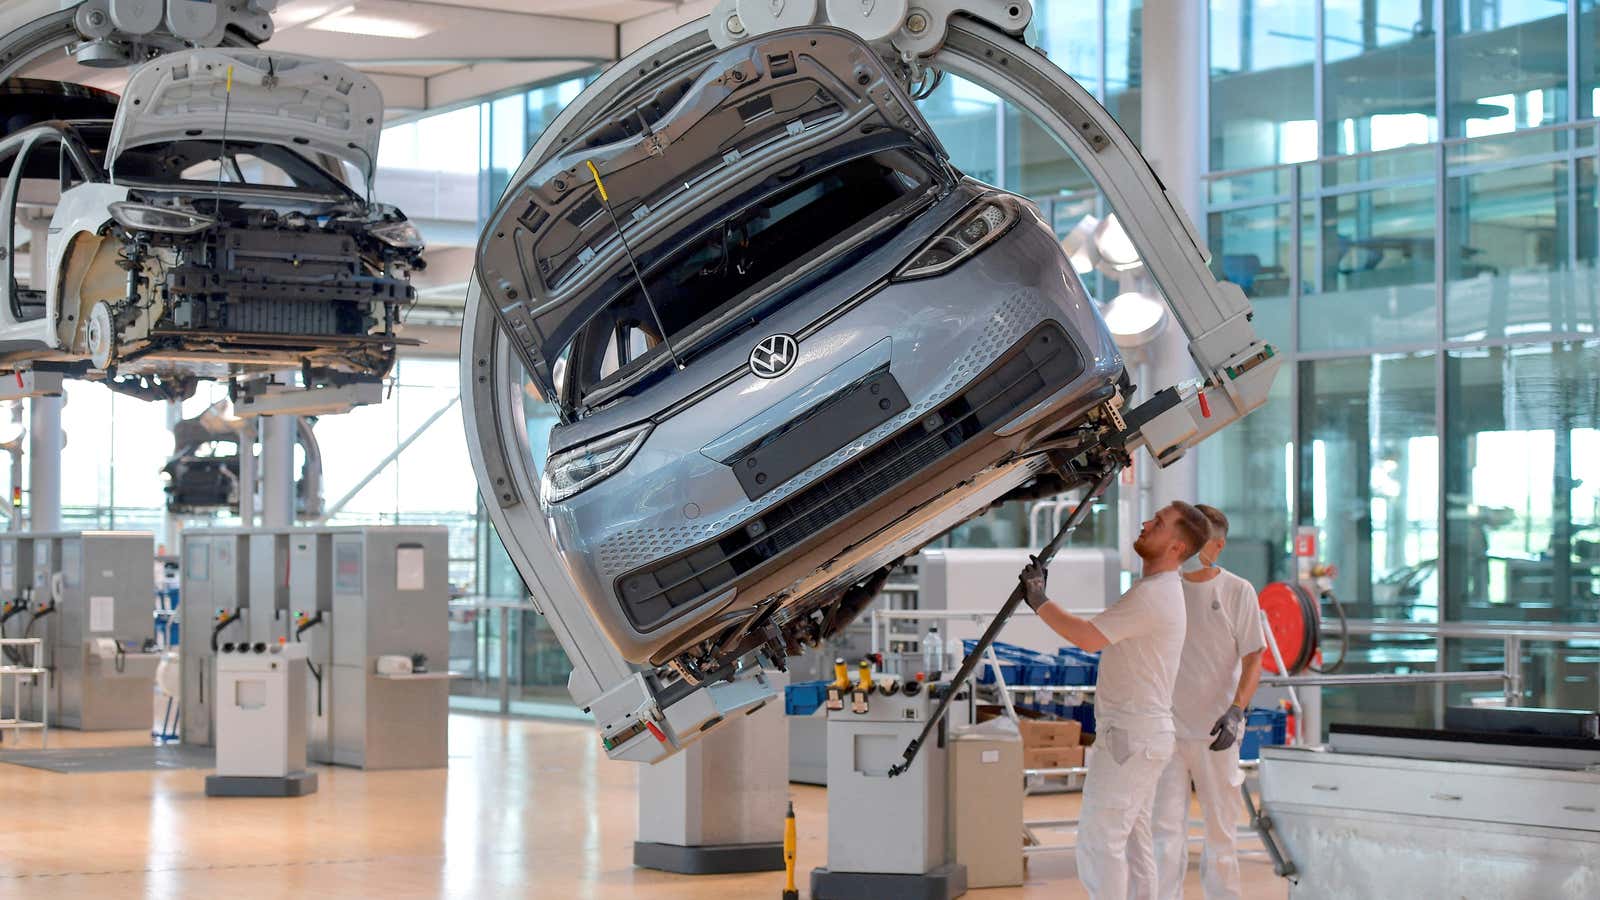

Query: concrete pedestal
left=634, top=670, right=788, bottom=874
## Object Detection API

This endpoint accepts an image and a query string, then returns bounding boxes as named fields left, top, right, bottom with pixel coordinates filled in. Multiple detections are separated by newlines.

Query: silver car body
left=478, top=27, right=1125, bottom=670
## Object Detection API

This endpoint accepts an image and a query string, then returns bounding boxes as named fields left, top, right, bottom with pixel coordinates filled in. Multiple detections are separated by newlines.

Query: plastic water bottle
left=920, top=625, right=944, bottom=675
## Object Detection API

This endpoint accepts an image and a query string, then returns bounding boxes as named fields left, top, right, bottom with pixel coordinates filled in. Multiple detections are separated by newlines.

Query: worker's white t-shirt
left=1171, top=567, right=1266, bottom=740
left=1086, top=569, right=1187, bottom=738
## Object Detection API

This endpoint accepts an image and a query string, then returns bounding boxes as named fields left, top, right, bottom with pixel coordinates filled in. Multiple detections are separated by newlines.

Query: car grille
left=615, top=321, right=1085, bottom=630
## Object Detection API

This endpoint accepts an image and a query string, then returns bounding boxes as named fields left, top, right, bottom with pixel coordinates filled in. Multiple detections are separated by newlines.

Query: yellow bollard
left=782, top=800, right=798, bottom=900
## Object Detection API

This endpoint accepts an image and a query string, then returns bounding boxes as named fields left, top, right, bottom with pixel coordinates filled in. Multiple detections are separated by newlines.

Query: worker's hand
left=1209, top=704, right=1245, bottom=751
left=1019, top=556, right=1049, bottom=611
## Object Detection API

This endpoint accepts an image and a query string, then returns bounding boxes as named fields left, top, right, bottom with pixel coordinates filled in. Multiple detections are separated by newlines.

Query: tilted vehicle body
left=0, top=50, right=422, bottom=400
left=162, top=399, right=323, bottom=516
left=478, top=27, right=1129, bottom=682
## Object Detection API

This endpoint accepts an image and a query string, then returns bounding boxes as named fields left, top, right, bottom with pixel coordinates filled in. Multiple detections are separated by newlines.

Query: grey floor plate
left=0, top=744, right=215, bottom=773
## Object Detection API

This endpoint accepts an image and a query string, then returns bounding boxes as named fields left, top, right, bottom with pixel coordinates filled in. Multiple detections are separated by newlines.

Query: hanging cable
left=585, top=160, right=684, bottom=370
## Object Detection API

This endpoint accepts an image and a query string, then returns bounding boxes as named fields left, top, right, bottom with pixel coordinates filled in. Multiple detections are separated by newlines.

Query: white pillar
left=28, top=396, right=61, bottom=532
left=261, top=415, right=296, bottom=528
left=24, top=219, right=61, bottom=532
left=237, top=419, right=257, bottom=526
left=162, top=400, right=182, bottom=552
left=1139, top=0, right=1205, bottom=507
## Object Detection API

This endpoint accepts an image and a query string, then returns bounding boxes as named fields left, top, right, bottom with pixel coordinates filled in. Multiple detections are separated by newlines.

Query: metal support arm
left=462, top=6, right=1277, bottom=763
left=1, top=0, right=274, bottom=81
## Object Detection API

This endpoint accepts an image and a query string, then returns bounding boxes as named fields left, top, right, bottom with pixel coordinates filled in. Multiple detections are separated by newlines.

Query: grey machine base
left=632, top=840, right=785, bottom=874
left=205, top=771, right=319, bottom=797
left=811, top=863, right=968, bottom=900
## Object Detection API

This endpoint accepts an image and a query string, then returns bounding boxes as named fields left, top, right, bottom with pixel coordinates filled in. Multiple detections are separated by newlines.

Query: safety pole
left=888, top=465, right=1119, bottom=777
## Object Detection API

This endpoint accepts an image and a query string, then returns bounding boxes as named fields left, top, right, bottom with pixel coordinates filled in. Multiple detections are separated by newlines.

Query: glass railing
left=1204, top=118, right=1600, bottom=356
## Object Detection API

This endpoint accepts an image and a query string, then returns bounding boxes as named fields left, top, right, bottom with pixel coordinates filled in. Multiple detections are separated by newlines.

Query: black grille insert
left=616, top=322, right=1085, bottom=629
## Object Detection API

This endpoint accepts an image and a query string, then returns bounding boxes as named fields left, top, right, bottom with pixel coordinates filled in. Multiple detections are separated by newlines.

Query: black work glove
left=1209, top=704, right=1245, bottom=751
left=1019, top=556, right=1049, bottom=612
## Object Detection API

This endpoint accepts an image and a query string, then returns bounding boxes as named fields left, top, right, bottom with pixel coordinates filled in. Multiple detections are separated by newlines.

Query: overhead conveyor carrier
left=462, top=1, right=1281, bottom=763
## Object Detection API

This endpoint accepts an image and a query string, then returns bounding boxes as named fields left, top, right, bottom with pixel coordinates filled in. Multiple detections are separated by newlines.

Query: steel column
left=260, top=415, right=296, bottom=527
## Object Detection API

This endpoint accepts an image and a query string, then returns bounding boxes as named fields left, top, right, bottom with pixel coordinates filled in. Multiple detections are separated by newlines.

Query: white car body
left=1, top=51, right=417, bottom=400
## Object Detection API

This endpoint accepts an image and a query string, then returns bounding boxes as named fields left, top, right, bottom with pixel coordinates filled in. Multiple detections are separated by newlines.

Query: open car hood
left=107, top=48, right=383, bottom=182
left=476, top=27, right=947, bottom=399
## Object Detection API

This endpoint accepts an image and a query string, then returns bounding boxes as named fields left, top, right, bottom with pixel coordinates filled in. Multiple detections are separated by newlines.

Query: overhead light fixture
left=1092, top=214, right=1143, bottom=273
left=272, top=1, right=351, bottom=29
left=1058, top=214, right=1100, bottom=276
left=1102, top=290, right=1169, bottom=350
left=306, top=7, right=435, bottom=39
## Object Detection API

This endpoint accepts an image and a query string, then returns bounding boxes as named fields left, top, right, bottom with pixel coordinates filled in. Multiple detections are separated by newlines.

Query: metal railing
left=1322, top=618, right=1600, bottom=715
left=448, top=595, right=544, bottom=715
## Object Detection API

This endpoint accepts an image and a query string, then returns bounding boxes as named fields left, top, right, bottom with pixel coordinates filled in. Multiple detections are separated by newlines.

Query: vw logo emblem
left=749, top=333, right=798, bottom=379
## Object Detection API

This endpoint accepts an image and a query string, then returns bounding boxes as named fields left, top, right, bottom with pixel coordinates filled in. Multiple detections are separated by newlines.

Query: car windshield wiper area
left=567, top=150, right=936, bottom=412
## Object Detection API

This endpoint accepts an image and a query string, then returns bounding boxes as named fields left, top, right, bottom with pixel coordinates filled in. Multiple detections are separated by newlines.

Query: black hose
left=210, top=611, right=240, bottom=653
left=1313, top=589, right=1349, bottom=675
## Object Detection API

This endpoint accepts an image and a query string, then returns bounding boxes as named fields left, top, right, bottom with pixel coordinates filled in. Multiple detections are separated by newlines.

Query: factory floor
left=0, top=715, right=1288, bottom=898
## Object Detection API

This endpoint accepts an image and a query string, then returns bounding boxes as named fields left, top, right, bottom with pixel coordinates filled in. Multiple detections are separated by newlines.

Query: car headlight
left=541, top=423, right=653, bottom=503
left=370, top=218, right=425, bottom=250
left=108, top=201, right=216, bottom=235
left=894, top=194, right=1020, bottom=281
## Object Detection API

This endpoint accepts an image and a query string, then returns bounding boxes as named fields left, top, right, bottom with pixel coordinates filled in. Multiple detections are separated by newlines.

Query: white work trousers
left=1143, top=737, right=1245, bottom=900
left=1076, top=728, right=1175, bottom=900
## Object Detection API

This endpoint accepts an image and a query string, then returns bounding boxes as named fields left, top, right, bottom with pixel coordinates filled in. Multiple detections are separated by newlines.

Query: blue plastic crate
left=975, top=658, right=1025, bottom=685
left=963, top=639, right=1038, bottom=661
left=1021, top=660, right=1058, bottom=686
left=1053, top=662, right=1096, bottom=687
left=1240, top=707, right=1288, bottom=760
left=785, top=680, right=830, bottom=716
left=1069, top=702, right=1097, bottom=734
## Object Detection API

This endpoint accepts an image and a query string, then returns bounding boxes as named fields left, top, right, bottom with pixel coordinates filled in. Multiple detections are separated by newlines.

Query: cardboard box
left=1018, top=718, right=1082, bottom=749
left=1024, top=745, right=1085, bottom=770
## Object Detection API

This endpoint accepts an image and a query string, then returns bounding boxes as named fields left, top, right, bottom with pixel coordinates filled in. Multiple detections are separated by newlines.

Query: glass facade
left=1208, top=0, right=1600, bottom=720
left=1209, top=0, right=1318, bottom=170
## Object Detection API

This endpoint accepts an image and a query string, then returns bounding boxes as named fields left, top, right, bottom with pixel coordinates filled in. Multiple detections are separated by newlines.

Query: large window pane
left=918, top=75, right=1000, bottom=184
left=375, top=105, right=480, bottom=229
left=1583, top=0, right=1598, bottom=120
left=1303, top=182, right=1438, bottom=350
left=1444, top=342, right=1600, bottom=623
left=1200, top=363, right=1293, bottom=587
left=1299, top=353, right=1439, bottom=622
left=1323, top=0, right=1437, bottom=156
left=1004, top=104, right=1095, bottom=195
left=1209, top=0, right=1318, bottom=170
left=1446, top=159, right=1597, bottom=340
left=1104, top=0, right=1143, bottom=141
left=1208, top=202, right=1295, bottom=349
left=1445, top=0, right=1569, bottom=138
left=1033, top=0, right=1102, bottom=92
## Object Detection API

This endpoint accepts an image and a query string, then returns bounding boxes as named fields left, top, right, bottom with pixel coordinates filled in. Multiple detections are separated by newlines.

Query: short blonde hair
left=1195, top=504, right=1229, bottom=540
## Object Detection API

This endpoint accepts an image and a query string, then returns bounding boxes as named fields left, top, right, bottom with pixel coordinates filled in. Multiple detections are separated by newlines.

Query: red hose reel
left=1258, top=581, right=1321, bottom=675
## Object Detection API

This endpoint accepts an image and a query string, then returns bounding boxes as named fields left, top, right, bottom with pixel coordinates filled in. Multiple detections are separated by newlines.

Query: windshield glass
left=112, top=139, right=351, bottom=195
left=564, top=149, right=935, bottom=408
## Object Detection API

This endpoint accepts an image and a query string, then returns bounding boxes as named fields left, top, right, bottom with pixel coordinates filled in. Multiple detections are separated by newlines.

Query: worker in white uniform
left=1134, top=504, right=1265, bottom=900
left=1020, top=500, right=1211, bottom=900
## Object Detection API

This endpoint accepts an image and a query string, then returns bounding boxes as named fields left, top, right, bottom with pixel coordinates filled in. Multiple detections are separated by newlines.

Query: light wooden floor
left=0, top=715, right=1289, bottom=899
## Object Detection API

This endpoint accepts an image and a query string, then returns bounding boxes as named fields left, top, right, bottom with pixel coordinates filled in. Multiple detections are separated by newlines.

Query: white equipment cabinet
left=206, top=640, right=316, bottom=797
left=811, top=688, right=966, bottom=899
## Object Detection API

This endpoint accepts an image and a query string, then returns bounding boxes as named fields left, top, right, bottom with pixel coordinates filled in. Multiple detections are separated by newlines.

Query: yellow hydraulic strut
left=781, top=800, right=798, bottom=900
